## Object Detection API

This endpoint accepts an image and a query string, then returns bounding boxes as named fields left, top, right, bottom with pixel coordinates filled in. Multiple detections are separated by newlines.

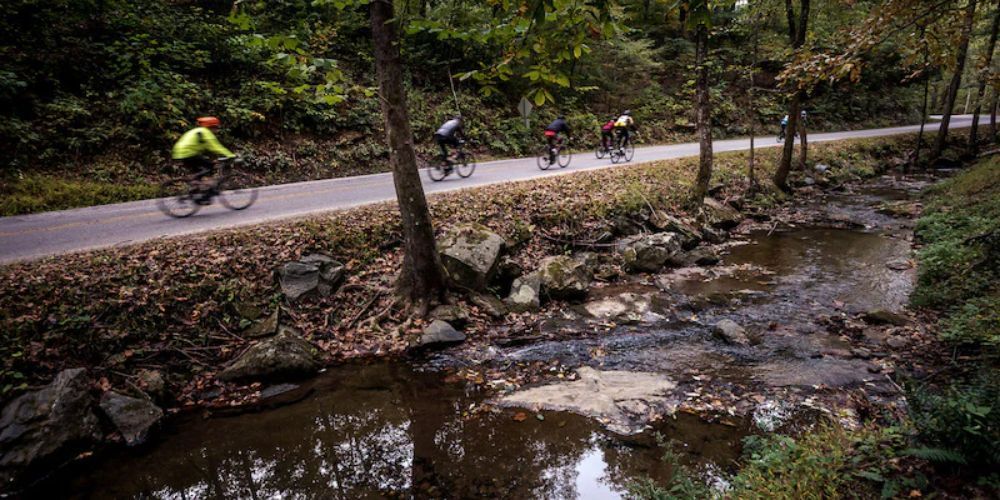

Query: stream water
left=29, top=175, right=928, bottom=499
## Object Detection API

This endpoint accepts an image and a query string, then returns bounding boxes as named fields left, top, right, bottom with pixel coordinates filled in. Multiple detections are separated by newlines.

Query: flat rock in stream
left=498, top=367, right=678, bottom=435
left=713, top=319, right=751, bottom=346
left=99, top=391, right=163, bottom=447
left=583, top=293, right=651, bottom=324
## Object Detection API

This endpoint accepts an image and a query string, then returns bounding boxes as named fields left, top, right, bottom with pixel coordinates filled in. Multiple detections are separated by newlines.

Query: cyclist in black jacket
left=544, top=116, right=571, bottom=162
left=433, top=115, right=464, bottom=169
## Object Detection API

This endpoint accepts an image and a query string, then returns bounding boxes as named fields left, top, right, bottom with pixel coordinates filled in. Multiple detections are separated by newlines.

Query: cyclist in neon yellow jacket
left=171, top=116, right=235, bottom=179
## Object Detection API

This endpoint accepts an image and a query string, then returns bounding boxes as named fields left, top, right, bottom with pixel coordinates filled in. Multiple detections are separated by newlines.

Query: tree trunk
left=933, top=0, right=978, bottom=159
left=991, top=86, right=999, bottom=142
left=748, top=16, right=760, bottom=189
left=797, top=114, right=808, bottom=171
left=774, top=0, right=810, bottom=191
left=690, top=23, right=714, bottom=205
left=915, top=25, right=930, bottom=170
left=370, top=0, right=446, bottom=312
left=969, top=0, right=1000, bottom=155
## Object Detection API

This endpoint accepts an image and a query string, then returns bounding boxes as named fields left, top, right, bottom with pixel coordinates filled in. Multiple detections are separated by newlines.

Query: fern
left=902, top=447, right=967, bottom=464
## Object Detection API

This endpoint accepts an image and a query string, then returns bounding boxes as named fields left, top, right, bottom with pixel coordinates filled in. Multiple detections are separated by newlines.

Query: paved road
left=0, top=116, right=973, bottom=264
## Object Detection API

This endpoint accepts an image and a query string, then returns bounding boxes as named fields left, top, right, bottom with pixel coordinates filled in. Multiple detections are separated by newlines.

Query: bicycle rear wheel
left=537, top=146, right=553, bottom=170
left=217, top=171, right=259, bottom=210
left=456, top=153, right=476, bottom=178
left=156, top=178, right=201, bottom=218
left=558, top=146, right=572, bottom=168
left=624, top=141, right=635, bottom=162
left=594, top=145, right=606, bottom=159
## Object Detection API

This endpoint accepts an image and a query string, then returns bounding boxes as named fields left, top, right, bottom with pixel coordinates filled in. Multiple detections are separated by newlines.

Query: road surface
left=0, top=116, right=973, bottom=264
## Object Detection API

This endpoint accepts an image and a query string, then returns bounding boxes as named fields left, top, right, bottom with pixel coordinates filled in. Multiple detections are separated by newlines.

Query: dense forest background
left=0, top=0, right=929, bottom=187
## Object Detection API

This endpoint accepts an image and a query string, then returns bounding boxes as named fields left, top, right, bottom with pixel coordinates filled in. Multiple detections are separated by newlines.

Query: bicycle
left=595, top=136, right=613, bottom=159
left=609, top=134, right=635, bottom=164
left=537, top=137, right=572, bottom=170
left=427, top=140, right=476, bottom=181
left=156, top=157, right=258, bottom=218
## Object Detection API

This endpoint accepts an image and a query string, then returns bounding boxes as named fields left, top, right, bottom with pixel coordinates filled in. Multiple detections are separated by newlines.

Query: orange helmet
left=196, top=116, right=221, bottom=128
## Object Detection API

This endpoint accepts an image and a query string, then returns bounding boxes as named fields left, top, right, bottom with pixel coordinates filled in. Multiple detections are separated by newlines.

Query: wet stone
left=414, top=320, right=466, bottom=349
left=99, top=391, right=163, bottom=447
left=712, top=319, right=750, bottom=346
left=219, top=326, right=322, bottom=382
left=885, top=258, right=913, bottom=271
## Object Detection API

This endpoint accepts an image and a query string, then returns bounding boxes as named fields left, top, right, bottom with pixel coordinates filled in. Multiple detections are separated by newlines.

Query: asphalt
left=0, top=116, right=974, bottom=264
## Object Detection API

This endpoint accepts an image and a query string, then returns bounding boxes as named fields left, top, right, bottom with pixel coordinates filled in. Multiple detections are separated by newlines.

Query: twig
left=766, top=221, right=780, bottom=236
left=344, top=291, right=387, bottom=330
left=538, top=229, right=620, bottom=249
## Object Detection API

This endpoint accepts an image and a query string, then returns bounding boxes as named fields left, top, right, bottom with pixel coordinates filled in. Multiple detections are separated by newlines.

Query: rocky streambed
left=14, top=173, right=936, bottom=498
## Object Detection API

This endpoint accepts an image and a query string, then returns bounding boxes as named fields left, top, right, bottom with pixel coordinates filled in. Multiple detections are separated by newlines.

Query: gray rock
left=803, top=177, right=816, bottom=186
left=611, top=215, right=644, bottom=236
left=712, top=319, right=750, bottom=346
left=619, top=232, right=682, bottom=273
left=99, top=392, right=163, bottom=447
left=245, top=308, right=280, bottom=338
left=814, top=163, right=830, bottom=173
left=683, top=247, right=721, bottom=267
left=277, top=254, right=345, bottom=302
left=538, top=255, right=594, bottom=300
left=438, top=224, right=505, bottom=291
left=648, top=211, right=703, bottom=249
left=219, top=326, right=322, bottom=382
left=886, top=336, right=911, bottom=349
left=701, top=197, right=742, bottom=229
left=851, top=347, right=873, bottom=360
left=0, top=368, right=100, bottom=486
left=470, top=292, right=508, bottom=318
left=414, top=320, right=466, bottom=348
left=505, top=272, right=542, bottom=312
left=885, top=258, right=913, bottom=271
left=862, top=309, right=911, bottom=326
left=701, top=226, right=728, bottom=244
left=429, top=304, right=470, bottom=329
left=136, top=369, right=169, bottom=404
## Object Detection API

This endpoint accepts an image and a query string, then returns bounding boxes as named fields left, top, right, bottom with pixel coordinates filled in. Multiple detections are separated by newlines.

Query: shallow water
left=31, top=364, right=744, bottom=499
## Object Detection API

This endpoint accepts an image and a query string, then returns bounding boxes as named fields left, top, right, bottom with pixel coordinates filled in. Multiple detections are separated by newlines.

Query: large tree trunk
left=969, top=0, right=1000, bottom=155
left=370, top=0, right=446, bottom=312
left=773, top=0, right=810, bottom=191
left=690, top=23, right=714, bottom=205
left=933, top=0, right=978, bottom=159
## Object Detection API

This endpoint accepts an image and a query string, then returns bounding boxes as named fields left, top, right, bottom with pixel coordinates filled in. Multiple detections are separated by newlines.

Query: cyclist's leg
left=434, top=135, right=450, bottom=165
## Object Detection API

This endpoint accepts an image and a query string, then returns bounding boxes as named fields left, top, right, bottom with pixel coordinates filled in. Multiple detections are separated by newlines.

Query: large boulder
left=412, top=320, right=466, bottom=349
left=0, top=368, right=101, bottom=486
left=438, top=224, right=505, bottom=291
left=618, top=232, right=683, bottom=273
left=538, top=255, right=594, bottom=301
left=701, top=198, right=742, bottom=229
left=219, top=326, right=322, bottom=382
left=99, top=392, right=163, bottom=447
left=277, top=254, right=346, bottom=302
left=506, top=272, right=542, bottom=313
left=648, top=211, right=703, bottom=249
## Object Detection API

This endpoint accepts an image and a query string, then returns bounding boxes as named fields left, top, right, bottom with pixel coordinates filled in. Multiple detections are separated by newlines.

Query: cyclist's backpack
left=601, top=120, right=615, bottom=131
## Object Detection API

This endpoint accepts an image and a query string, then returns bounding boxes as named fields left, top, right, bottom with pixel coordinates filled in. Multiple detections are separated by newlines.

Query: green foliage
left=907, top=373, right=1000, bottom=468
left=0, top=173, right=159, bottom=216
left=912, top=155, right=1000, bottom=348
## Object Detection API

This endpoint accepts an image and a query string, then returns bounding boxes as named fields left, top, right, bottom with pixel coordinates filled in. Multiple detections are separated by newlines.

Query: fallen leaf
left=513, top=412, right=528, bottom=422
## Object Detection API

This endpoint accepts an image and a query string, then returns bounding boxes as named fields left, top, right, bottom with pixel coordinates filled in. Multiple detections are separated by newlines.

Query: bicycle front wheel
left=595, top=145, right=606, bottom=159
left=456, top=153, right=476, bottom=178
left=156, top=178, right=201, bottom=218
left=624, top=141, right=635, bottom=162
left=217, top=171, right=259, bottom=210
left=537, top=147, right=553, bottom=170
left=558, top=146, right=572, bottom=168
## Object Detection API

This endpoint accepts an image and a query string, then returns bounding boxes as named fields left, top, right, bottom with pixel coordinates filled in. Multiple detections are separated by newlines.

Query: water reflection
left=32, top=364, right=742, bottom=499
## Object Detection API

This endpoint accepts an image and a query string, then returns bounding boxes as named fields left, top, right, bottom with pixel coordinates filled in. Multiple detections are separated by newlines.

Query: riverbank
left=0, top=133, right=979, bottom=493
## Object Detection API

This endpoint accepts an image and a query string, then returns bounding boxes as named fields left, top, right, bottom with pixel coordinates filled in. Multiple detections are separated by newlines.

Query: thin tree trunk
left=915, top=25, right=930, bottom=170
left=748, top=14, right=760, bottom=189
left=991, top=86, right=999, bottom=141
left=774, top=0, right=810, bottom=191
left=691, top=23, right=713, bottom=205
left=797, top=114, right=808, bottom=170
left=370, top=0, right=445, bottom=312
left=969, top=0, right=1000, bottom=155
left=933, top=0, right=978, bottom=159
